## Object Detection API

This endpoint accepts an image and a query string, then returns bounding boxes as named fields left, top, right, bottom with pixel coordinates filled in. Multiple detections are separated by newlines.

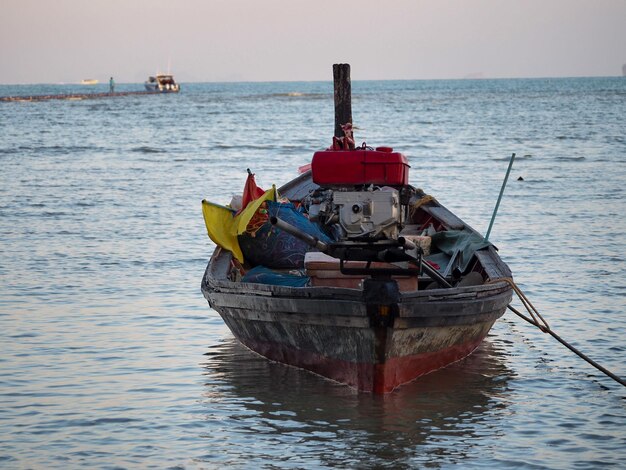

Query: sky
left=1, top=0, right=624, bottom=84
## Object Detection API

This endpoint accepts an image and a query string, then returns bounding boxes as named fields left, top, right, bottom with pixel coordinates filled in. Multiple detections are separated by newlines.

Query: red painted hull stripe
left=237, top=334, right=487, bottom=394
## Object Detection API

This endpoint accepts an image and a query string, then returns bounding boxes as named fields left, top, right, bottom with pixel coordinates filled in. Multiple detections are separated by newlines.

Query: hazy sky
left=1, top=0, right=624, bottom=84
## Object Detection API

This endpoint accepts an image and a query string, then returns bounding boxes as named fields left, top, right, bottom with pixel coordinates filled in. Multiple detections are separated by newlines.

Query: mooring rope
left=490, top=277, right=626, bottom=388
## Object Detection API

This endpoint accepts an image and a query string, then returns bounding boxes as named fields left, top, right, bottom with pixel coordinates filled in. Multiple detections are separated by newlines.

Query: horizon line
left=2, top=73, right=624, bottom=86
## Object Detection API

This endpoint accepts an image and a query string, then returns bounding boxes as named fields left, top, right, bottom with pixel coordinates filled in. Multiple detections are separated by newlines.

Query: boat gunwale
left=202, top=248, right=512, bottom=304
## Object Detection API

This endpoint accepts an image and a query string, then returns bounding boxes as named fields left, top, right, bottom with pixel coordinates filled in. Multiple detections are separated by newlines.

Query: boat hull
left=203, top=258, right=511, bottom=393
left=221, top=313, right=498, bottom=394
left=144, top=83, right=180, bottom=93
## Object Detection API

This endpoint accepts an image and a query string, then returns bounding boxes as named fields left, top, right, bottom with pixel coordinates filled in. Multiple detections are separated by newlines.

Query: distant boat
left=80, top=79, right=99, bottom=85
left=144, top=74, right=180, bottom=93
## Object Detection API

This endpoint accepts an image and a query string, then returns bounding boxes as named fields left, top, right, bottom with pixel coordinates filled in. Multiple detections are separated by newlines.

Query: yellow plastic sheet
left=201, top=185, right=276, bottom=263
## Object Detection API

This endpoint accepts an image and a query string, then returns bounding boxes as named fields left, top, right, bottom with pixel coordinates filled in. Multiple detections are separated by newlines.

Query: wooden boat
left=201, top=66, right=513, bottom=394
left=201, top=168, right=513, bottom=394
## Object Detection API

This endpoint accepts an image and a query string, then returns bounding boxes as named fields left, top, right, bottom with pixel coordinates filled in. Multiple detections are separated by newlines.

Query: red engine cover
left=311, top=148, right=410, bottom=186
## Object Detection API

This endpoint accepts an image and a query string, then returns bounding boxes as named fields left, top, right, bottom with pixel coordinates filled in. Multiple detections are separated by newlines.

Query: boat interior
left=205, top=170, right=510, bottom=294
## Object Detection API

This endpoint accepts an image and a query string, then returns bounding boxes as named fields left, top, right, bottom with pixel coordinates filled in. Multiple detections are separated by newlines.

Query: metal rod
left=485, top=153, right=516, bottom=241
left=420, top=261, right=453, bottom=288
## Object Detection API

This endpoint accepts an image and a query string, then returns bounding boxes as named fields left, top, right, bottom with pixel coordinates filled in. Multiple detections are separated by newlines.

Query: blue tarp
left=241, top=265, right=310, bottom=287
left=238, top=200, right=333, bottom=269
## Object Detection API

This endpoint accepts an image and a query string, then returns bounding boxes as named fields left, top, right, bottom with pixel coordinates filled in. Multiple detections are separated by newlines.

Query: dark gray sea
left=1, top=78, right=625, bottom=469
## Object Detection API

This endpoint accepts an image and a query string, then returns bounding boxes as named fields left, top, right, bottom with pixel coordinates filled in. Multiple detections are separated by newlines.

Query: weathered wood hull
left=202, top=249, right=512, bottom=393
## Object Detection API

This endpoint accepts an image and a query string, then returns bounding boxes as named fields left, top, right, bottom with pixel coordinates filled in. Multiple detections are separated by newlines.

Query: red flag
left=237, top=170, right=265, bottom=215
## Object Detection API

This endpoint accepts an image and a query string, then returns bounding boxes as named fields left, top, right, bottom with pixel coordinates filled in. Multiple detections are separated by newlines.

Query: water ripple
left=1, top=77, right=625, bottom=469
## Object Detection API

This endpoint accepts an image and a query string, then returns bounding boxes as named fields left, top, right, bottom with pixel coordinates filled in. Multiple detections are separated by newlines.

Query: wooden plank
left=475, top=248, right=513, bottom=279
left=333, top=64, right=352, bottom=137
left=421, top=205, right=465, bottom=230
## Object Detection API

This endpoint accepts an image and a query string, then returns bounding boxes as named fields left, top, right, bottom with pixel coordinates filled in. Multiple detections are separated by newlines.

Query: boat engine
left=308, top=186, right=403, bottom=240
left=272, top=145, right=451, bottom=286
left=306, top=146, right=411, bottom=241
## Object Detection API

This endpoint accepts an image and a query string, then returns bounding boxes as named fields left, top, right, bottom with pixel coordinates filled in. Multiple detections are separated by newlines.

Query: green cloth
left=430, top=229, right=492, bottom=272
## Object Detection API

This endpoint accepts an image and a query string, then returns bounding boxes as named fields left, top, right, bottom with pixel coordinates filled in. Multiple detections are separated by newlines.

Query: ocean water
left=0, top=77, right=625, bottom=469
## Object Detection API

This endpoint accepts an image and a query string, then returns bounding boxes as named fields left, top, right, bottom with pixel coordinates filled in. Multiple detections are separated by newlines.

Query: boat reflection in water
left=200, top=333, right=513, bottom=466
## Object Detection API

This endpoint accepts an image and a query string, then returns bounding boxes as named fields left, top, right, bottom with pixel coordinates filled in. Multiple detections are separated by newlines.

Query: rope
left=491, top=278, right=551, bottom=332
left=490, top=277, right=626, bottom=388
left=409, top=193, right=437, bottom=220
left=410, top=193, right=437, bottom=210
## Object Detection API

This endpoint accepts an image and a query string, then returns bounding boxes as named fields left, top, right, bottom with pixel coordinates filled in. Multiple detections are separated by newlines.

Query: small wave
left=64, top=417, right=141, bottom=427
left=213, top=143, right=275, bottom=150
left=494, top=154, right=533, bottom=161
left=9, top=144, right=106, bottom=155
left=42, top=211, right=69, bottom=217
left=248, top=92, right=328, bottom=100
left=9, top=333, right=38, bottom=339
left=555, top=156, right=586, bottom=161
left=131, top=146, right=164, bottom=154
